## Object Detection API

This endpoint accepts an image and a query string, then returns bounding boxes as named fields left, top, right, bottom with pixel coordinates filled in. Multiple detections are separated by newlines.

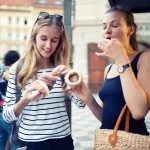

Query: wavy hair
left=17, top=17, right=69, bottom=88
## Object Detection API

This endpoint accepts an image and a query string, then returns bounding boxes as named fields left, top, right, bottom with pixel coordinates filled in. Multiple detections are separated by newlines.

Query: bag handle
left=109, top=104, right=130, bottom=147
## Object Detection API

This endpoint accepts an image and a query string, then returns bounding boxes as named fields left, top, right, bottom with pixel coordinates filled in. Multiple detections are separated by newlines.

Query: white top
left=3, top=68, right=85, bottom=142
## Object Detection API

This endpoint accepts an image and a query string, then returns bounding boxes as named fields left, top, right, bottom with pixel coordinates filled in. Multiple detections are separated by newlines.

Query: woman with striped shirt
left=3, top=11, right=85, bottom=150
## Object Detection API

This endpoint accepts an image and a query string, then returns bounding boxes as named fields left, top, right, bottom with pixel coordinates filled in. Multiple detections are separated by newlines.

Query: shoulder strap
left=105, top=64, right=113, bottom=78
left=131, top=51, right=143, bottom=78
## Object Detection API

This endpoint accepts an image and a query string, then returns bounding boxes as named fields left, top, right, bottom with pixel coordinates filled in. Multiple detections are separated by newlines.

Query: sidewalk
left=72, top=94, right=100, bottom=150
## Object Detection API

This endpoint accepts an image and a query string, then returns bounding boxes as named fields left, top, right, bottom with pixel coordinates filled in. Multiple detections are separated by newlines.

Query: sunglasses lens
left=38, top=12, right=50, bottom=19
left=37, top=12, right=63, bottom=22
left=53, top=15, right=63, bottom=22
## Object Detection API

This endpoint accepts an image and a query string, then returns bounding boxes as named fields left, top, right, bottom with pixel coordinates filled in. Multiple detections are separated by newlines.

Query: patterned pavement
left=72, top=94, right=101, bottom=150
left=71, top=94, right=150, bottom=150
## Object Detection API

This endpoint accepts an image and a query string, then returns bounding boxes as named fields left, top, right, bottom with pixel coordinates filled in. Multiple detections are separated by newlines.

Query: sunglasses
left=36, top=11, right=63, bottom=23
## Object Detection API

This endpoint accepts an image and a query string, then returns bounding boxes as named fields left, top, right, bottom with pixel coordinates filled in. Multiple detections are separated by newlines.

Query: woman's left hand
left=39, top=65, right=70, bottom=90
left=40, top=72, right=56, bottom=90
left=68, top=81, right=92, bottom=104
left=96, top=38, right=130, bottom=65
left=51, top=65, right=70, bottom=76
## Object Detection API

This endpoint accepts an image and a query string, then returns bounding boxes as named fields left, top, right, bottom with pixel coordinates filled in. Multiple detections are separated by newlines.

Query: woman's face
left=36, top=25, right=61, bottom=59
left=101, top=11, right=132, bottom=47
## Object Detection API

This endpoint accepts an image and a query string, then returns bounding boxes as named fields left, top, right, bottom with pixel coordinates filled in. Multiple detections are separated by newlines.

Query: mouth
left=106, top=37, right=111, bottom=40
left=42, top=49, right=52, bottom=52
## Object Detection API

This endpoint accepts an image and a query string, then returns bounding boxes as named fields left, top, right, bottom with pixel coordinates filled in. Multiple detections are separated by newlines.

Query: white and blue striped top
left=3, top=68, right=85, bottom=142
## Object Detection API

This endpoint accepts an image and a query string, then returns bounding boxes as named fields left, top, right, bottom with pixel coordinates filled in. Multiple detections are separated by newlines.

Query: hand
left=68, top=81, right=93, bottom=104
left=40, top=72, right=56, bottom=90
left=22, top=85, right=45, bottom=103
left=96, top=38, right=129, bottom=64
left=51, top=65, right=70, bottom=76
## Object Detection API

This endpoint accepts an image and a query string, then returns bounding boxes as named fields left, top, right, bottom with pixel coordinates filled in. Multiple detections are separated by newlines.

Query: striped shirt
left=3, top=68, right=85, bottom=142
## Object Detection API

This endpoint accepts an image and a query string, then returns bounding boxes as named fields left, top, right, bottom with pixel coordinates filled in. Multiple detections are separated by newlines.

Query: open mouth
left=43, top=49, right=51, bottom=52
left=106, top=37, right=111, bottom=40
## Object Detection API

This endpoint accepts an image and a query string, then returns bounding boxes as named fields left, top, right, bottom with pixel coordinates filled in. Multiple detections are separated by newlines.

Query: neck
left=39, top=59, right=54, bottom=69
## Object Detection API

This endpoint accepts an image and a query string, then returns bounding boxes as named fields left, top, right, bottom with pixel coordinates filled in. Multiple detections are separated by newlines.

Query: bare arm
left=119, top=51, right=150, bottom=119
left=97, top=39, right=149, bottom=120
left=86, top=95, right=103, bottom=122
left=69, top=81, right=103, bottom=122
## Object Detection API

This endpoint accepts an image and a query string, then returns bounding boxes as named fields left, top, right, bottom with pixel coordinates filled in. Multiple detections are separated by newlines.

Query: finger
left=95, top=52, right=105, bottom=56
left=57, top=65, right=66, bottom=75
left=61, top=69, right=69, bottom=75
left=51, top=68, right=60, bottom=76
left=26, top=85, right=36, bottom=93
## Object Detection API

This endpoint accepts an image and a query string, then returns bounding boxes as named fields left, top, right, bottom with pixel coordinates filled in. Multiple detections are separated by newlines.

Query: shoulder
left=138, top=50, right=150, bottom=69
left=9, top=61, right=19, bottom=73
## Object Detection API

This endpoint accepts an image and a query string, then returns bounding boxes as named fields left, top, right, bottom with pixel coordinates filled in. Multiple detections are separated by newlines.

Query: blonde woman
left=3, top=12, right=85, bottom=150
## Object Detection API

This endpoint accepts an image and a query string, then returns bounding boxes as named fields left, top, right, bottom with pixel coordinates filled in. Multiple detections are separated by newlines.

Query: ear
left=128, top=25, right=135, bottom=36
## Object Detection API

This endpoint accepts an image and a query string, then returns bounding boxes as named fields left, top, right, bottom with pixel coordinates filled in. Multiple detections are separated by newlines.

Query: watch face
left=117, top=63, right=131, bottom=73
left=118, top=66, right=124, bottom=73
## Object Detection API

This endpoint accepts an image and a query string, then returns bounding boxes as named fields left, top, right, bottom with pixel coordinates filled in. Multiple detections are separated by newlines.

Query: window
left=24, top=17, right=27, bottom=25
left=16, top=32, right=20, bottom=40
left=16, top=17, right=20, bottom=25
left=8, top=31, right=12, bottom=40
left=8, top=16, right=12, bottom=24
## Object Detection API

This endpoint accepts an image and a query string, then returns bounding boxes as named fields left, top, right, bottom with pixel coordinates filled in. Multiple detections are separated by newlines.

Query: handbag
left=94, top=104, right=150, bottom=150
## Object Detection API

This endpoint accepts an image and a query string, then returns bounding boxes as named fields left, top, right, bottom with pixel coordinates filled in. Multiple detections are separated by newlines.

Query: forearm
left=120, top=68, right=148, bottom=119
left=13, top=97, right=29, bottom=117
left=86, top=95, right=103, bottom=122
left=3, top=97, right=29, bottom=122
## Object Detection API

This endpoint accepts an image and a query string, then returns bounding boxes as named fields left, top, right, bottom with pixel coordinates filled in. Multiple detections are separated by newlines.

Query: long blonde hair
left=17, top=18, right=70, bottom=89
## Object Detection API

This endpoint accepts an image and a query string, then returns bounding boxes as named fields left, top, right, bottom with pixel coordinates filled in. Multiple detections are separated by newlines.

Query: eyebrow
left=102, top=19, right=120, bottom=24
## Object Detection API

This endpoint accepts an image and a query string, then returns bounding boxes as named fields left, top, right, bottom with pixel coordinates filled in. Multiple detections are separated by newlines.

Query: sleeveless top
left=99, top=52, right=149, bottom=135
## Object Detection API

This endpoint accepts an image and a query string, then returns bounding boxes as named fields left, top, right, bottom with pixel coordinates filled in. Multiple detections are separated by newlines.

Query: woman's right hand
left=96, top=38, right=130, bottom=65
left=22, top=85, right=45, bottom=103
left=13, top=85, right=45, bottom=117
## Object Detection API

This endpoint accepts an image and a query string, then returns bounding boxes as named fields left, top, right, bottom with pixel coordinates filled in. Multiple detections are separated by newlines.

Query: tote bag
left=94, top=105, right=150, bottom=150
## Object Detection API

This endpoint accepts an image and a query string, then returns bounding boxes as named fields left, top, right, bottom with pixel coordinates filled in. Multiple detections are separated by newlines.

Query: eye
left=40, top=36, right=47, bottom=41
left=112, top=22, right=119, bottom=28
left=51, top=38, right=59, bottom=43
left=102, top=24, right=107, bottom=30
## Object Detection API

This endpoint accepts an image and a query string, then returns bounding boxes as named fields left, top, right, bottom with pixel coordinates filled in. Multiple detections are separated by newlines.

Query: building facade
left=0, top=0, right=63, bottom=62
left=0, top=0, right=150, bottom=92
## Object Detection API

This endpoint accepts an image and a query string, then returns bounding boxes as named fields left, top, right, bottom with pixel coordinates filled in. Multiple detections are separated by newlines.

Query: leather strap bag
left=94, top=104, right=150, bottom=150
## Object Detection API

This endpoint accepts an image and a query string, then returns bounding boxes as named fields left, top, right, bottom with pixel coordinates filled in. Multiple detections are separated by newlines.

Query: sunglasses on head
left=36, top=11, right=63, bottom=23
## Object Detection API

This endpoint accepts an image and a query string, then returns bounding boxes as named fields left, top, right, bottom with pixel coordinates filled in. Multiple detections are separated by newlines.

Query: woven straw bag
left=94, top=105, right=150, bottom=150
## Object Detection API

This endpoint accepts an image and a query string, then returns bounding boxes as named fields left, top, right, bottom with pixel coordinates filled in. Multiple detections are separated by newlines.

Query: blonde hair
left=17, top=18, right=70, bottom=89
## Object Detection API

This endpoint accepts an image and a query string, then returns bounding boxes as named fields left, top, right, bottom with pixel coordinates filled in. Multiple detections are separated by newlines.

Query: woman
left=2, top=12, right=85, bottom=150
left=70, top=6, right=150, bottom=135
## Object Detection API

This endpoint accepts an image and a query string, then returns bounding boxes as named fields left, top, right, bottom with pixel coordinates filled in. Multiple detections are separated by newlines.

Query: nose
left=45, top=41, right=52, bottom=49
left=105, top=26, right=112, bottom=35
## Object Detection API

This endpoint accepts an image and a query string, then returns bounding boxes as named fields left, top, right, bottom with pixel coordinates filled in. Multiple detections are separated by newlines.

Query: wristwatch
left=117, top=63, right=131, bottom=73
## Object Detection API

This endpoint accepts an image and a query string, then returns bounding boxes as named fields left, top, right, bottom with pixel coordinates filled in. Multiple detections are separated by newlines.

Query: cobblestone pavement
left=71, top=94, right=150, bottom=150
left=71, top=94, right=101, bottom=150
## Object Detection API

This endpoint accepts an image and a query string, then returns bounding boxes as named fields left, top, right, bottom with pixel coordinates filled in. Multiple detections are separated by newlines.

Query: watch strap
left=122, top=63, right=131, bottom=69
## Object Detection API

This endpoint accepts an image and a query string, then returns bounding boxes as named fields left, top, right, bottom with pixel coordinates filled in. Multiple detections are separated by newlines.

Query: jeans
left=0, top=112, right=11, bottom=150
left=0, top=112, right=17, bottom=150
